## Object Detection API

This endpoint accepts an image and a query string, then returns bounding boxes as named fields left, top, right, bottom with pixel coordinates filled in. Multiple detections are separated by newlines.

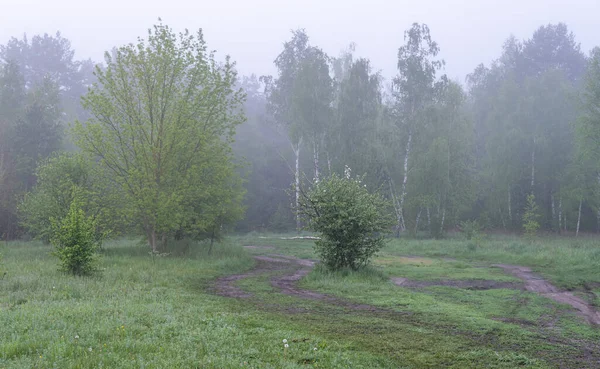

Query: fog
left=2, top=0, right=599, bottom=82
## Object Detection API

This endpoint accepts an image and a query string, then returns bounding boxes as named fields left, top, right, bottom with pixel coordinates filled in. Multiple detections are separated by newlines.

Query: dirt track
left=493, top=264, right=600, bottom=325
left=214, top=249, right=600, bottom=325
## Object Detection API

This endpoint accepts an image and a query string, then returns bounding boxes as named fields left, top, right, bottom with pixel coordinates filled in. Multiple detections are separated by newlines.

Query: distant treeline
left=1, top=22, right=600, bottom=240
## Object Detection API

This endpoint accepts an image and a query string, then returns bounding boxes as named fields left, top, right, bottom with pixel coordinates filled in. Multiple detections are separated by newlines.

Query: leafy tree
left=298, top=168, right=393, bottom=270
left=73, top=22, right=245, bottom=252
left=19, top=153, right=124, bottom=242
left=51, top=193, right=101, bottom=276
left=331, top=57, right=383, bottom=181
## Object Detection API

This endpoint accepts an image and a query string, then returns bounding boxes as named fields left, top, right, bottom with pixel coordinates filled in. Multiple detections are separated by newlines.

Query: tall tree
left=389, top=23, right=444, bottom=235
left=73, top=22, right=245, bottom=251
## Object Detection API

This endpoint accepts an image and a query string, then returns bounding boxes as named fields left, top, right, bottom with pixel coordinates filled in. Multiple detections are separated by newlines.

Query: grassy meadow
left=0, top=234, right=599, bottom=368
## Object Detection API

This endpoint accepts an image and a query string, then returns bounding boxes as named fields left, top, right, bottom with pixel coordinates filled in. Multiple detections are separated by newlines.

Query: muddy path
left=214, top=254, right=385, bottom=312
left=218, top=249, right=600, bottom=325
left=493, top=264, right=600, bottom=325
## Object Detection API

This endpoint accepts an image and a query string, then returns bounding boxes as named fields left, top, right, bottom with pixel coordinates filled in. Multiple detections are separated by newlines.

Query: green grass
left=0, top=234, right=599, bottom=368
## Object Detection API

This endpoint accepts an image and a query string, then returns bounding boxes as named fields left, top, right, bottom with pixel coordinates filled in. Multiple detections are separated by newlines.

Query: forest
left=1, top=21, right=600, bottom=242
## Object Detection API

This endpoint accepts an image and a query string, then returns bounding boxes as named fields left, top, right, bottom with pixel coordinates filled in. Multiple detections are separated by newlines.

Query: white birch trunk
left=531, top=137, right=536, bottom=190
left=398, top=131, right=412, bottom=233
left=551, top=194, right=555, bottom=230
left=293, top=138, right=303, bottom=233
left=326, top=151, right=331, bottom=175
left=414, top=208, right=422, bottom=234
left=439, top=208, right=446, bottom=235
left=313, top=142, right=319, bottom=182
left=507, top=187, right=512, bottom=224
left=576, top=199, right=582, bottom=237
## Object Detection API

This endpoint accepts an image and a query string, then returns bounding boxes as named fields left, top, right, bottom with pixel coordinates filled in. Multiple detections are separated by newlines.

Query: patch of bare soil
left=243, top=245, right=276, bottom=250
left=391, top=277, right=522, bottom=290
left=493, top=264, right=600, bottom=325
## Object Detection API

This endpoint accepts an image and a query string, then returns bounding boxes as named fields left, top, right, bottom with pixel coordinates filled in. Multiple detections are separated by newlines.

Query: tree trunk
left=427, top=207, right=431, bottom=228
left=551, top=194, right=556, bottom=231
left=414, top=208, right=422, bottom=234
left=499, top=208, right=506, bottom=229
left=326, top=151, right=331, bottom=175
left=439, top=208, right=446, bottom=236
left=531, top=137, right=536, bottom=191
left=209, top=228, right=215, bottom=255
left=313, top=142, right=319, bottom=182
left=398, top=131, right=412, bottom=233
left=147, top=227, right=158, bottom=253
left=389, top=180, right=404, bottom=237
left=558, top=196, right=562, bottom=235
left=576, top=199, right=582, bottom=237
left=507, top=187, right=512, bottom=225
left=293, top=138, right=303, bottom=234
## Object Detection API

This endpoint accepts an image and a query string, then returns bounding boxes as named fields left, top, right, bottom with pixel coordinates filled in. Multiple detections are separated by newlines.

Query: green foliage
left=299, top=168, right=393, bottom=270
left=522, top=194, right=540, bottom=238
left=50, top=195, right=101, bottom=276
left=72, top=21, right=245, bottom=251
left=459, top=219, right=482, bottom=240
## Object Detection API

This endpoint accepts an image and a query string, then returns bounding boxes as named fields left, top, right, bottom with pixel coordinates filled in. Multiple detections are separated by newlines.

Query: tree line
left=1, top=21, right=600, bottom=245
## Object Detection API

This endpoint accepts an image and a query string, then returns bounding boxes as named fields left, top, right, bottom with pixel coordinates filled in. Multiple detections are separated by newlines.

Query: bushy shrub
left=51, top=196, right=101, bottom=276
left=459, top=219, right=482, bottom=240
left=298, top=167, right=393, bottom=270
left=522, top=194, right=540, bottom=239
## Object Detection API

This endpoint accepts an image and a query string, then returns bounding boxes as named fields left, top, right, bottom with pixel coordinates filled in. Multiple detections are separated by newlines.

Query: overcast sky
left=1, top=0, right=599, bottom=84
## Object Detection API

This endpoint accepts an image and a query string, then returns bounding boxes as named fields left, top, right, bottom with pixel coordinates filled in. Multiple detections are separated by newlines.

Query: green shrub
left=50, top=196, right=101, bottom=276
left=459, top=220, right=482, bottom=240
left=298, top=167, right=394, bottom=271
left=522, top=194, right=540, bottom=239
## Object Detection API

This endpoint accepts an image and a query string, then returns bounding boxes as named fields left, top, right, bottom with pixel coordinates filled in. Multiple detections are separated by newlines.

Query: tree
left=262, top=29, right=318, bottom=232
left=292, top=47, right=333, bottom=181
left=73, top=22, right=245, bottom=252
left=332, top=57, right=383, bottom=180
left=389, top=23, right=445, bottom=235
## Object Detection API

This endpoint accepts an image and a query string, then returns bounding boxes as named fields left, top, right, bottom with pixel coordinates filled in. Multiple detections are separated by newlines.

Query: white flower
left=52, top=286, right=55, bottom=289
left=282, top=339, right=287, bottom=344
left=88, top=347, right=92, bottom=352
left=75, top=335, right=79, bottom=339
left=284, top=344, right=289, bottom=348
left=314, top=347, right=317, bottom=351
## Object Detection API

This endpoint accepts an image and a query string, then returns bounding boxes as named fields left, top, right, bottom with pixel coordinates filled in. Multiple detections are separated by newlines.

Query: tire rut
left=493, top=264, right=600, bottom=325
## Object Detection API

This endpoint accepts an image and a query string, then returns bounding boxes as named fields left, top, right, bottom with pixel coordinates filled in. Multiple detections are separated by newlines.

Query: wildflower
left=75, top=335, right=79, bottom=339
left=284, top=344, right=289, bottom=348
left=314, top=347, right=317, bottom=351
left=282, top=339, right=287, bottom=344
left=88, top=347, right=92, bottom=352
left=52, top=286, right=55, bottom=289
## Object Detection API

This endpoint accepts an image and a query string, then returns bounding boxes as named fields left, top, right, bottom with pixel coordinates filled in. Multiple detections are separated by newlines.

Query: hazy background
left=2, top=0, right=599, bottom=82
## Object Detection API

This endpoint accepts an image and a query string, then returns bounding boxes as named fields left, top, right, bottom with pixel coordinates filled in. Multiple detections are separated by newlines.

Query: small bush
left=298, top=167, right=393, bottom=271
left=522, top=194, right=540, bottom=239
left=459, top=220, right=482, bottom=240
left=51, top=197, right=101, bottom=276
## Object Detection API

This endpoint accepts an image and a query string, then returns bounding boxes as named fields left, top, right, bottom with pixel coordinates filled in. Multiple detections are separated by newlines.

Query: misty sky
left=2, top=0, right=599, bottom=84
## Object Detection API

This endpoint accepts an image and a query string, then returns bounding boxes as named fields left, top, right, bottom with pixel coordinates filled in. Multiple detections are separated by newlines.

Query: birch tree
left=390, top=23, right=444, bottom=235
